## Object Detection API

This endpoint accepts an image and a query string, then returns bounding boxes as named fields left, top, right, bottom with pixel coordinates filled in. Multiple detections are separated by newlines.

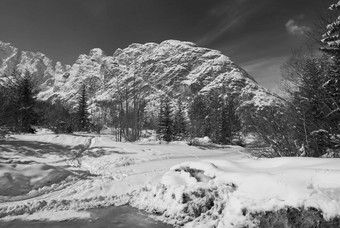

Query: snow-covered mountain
left=0, top=40, right=280, bottom=111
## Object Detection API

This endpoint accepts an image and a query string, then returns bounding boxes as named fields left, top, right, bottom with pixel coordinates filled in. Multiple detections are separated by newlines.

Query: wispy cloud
left=196, top=1, right=250, bottom=46
left=197, top=1, right=266, bottom=47
left=285, top=18, right=310, bottom=36
left=240, top=56, right=288, bottom=91
left=197, top=13, right=245, bottom=46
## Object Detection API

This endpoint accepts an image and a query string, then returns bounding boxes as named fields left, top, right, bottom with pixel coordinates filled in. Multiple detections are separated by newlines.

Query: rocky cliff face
left=0, top=40, right=280, bottom=112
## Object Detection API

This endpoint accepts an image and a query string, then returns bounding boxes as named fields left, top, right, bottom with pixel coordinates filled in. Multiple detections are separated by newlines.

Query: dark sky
left=0, top=0, right=334, bottom=91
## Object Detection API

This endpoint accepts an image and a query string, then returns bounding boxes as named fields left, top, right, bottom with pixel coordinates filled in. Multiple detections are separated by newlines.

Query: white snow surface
left=1, top=131, right=340, bottom=227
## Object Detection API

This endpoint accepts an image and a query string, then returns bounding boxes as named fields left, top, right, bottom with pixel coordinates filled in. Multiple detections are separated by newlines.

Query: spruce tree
left=77, top=84, right=90, bottom=132
left=173, top=99, right=187, bottom=140
left=321, top=1, right=340, bottom=116
left=320, top=0, right=340, bottom=146
left=321, top=1, right=340, bottom=58
left=158, top=97, right=173, bottom=142
left=217, top=99, right=231, bottom=144
left=188, top=95, right=208, bottom=138
left=16, top=72, right=39, bottom=133
left=281, top=50, right=338, bottom=156
left=1, top=71, right=40, bottom=133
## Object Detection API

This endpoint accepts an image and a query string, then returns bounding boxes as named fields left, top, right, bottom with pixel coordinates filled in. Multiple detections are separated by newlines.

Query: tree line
left=0, top=72, right=93, bottom=135
left=0, top=70, right=241, bottom=146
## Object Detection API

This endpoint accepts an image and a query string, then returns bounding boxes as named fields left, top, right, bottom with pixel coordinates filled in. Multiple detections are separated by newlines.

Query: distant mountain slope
left=0, top=40, right=281, bottom=113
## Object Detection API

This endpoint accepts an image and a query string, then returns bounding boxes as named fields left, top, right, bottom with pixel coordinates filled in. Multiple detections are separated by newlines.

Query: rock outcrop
left=0, top=40, right=281, bottom=112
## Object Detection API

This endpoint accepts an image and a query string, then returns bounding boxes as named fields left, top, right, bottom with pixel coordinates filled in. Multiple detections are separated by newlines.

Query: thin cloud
left=197, top=1, right=267, bottom=47
left=197, top=14, right=245, bottom=46
left=285, top=19, right=310, bottom=36
left=240, top=56, right=288, bottom=91
left=197, top=1, right=250, bottom=47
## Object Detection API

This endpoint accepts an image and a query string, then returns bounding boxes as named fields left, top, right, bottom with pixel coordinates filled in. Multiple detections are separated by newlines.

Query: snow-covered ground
left=0, top=131, right=340, bottom=227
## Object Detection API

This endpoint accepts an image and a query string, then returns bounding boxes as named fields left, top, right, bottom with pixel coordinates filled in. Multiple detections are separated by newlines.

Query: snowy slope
left=1, top=133, right=340, bottom=227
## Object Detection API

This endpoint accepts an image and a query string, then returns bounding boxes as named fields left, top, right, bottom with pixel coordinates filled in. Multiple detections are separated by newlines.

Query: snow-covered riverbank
left=1, top=132, right=340, bottom=227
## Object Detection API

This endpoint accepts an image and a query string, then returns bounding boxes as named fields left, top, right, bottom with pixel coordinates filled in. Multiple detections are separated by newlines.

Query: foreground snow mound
left=131, top=157, right=340, bottom=227
left=0, top=163, right=71, bottom=198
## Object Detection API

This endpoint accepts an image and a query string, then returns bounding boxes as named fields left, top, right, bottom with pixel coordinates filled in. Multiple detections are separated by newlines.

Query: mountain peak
left=0, top=39, right=279, bottom=112
left=89, top=48, right=104, bottom=60
left=160, top=39, right=197, bottom=48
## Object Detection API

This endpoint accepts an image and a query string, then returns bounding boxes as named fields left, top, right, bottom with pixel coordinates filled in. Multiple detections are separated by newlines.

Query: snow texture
left=0, top=132, right=340, bottom=228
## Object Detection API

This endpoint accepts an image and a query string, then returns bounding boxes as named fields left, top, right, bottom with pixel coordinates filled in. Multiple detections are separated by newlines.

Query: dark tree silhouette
left=77, top=84, right=90, bottom=131
left=173, top=99, right=188, bottom=140
left=158, top=97, right=173, bottom=142
left=16, top=72, right=39, bottom=133
left=0, top=71, right=39, bottom=133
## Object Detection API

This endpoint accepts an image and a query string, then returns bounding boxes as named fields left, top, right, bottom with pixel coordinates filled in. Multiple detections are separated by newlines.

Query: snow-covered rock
left=0, top=39, right=281, bottom=111
left=0, top=41, right=19, bottom=77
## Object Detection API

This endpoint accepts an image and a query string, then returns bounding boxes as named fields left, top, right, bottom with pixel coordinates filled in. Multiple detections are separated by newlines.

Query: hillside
left=0, top=40, right=280, bottom=113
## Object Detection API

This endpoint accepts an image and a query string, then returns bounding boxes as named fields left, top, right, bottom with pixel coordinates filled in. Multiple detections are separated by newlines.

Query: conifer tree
left=216, top=99, right=231, bottom=144
left=188, top=95, right=208, bottom=138
left=281, top=50, right=338, bottom=156
left=77, top=84, right=90, bottom=131
left=158, top=97, right=173, bottom=142
left=0, top=71, right=39, bottom=133
left=16, top=72, right=39, bottom=133
left=320, top=0, right=340, bottom=144
left=321, top=1, right=340, bottom=59
left=173, top=99, right=187, bottom=140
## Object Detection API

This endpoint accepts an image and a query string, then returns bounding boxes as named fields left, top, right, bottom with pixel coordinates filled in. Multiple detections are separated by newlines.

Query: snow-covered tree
left=280, top=48, right=340, bottom=157
left=321, top=1, right=340, bottom=58
left=320, top=0, right=340, bottom=152
left=321, top=1, right=340, bottom=110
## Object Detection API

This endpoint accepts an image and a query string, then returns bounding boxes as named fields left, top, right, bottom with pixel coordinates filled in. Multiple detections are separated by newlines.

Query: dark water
left=1, top=205, right=173, bottom=228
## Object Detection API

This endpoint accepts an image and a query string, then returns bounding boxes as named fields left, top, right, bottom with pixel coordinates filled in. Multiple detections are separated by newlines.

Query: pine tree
left=320, top=1, right=340, bottom=148
left=321, top=1, right=340, bottom=116
left=77, top=84, right=90, bottom=132
left=281, top=50, right=338, bottom=156
left=173, top=99, right=187, bottom=140
left=216, top=99, right=231, bottom=144
left=321, top=1, right=340, bottom=58
left=158, top=97, right=173, bottom=142
left=0, top=71, right=40, bottom=133
left=205, top=92, right=222, bottom=143
left=188, top=95, right=208, bottom=138
left=16, top=72, right=39, bottom=133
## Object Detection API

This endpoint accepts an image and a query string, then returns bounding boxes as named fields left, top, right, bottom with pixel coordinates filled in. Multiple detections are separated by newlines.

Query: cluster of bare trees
left=96, top=65, right=148, bottom=141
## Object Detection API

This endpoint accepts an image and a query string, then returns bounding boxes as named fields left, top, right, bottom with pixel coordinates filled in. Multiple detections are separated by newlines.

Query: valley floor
left=0, top=131, right=340, bottom=227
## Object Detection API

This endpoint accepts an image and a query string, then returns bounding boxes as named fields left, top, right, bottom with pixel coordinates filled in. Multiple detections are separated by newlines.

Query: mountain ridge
left=0, top=39, right=281, bottom=115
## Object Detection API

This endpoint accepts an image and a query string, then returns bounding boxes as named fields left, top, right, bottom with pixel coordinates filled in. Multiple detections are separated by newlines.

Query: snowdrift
left=131, top=157, right=340, bottom=227
left=1, top=133, right=340, bottom=227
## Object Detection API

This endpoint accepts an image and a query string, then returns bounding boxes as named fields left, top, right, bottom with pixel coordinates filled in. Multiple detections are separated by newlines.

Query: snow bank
left=2, top=133, right=340, bottom=227
left=131, top=157, right=340, bottom=227
left=0, top=163, right=72, bottom=197
left=1, top=210, right=91, bottom=221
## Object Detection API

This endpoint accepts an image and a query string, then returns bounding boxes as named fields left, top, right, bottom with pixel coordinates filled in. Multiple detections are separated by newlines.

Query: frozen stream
left=0, top=205, right=173, bottom=228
